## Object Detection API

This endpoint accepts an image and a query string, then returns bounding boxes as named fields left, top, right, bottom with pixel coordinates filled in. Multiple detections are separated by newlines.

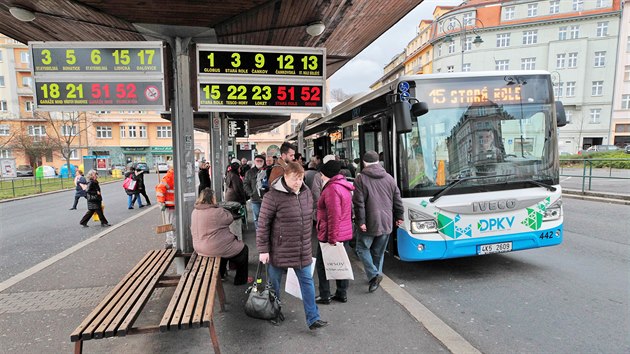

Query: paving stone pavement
left=0, top=286, right=166, bottom=314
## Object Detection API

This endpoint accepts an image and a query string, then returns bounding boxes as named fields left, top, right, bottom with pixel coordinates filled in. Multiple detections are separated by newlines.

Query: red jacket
left=316, top=174, right=355, bottom=244
left=156, top=169, right=175, bottom=208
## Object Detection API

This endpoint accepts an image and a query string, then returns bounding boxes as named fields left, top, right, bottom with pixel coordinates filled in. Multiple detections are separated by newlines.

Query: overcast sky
left=329, top=0, right=462, bottom=96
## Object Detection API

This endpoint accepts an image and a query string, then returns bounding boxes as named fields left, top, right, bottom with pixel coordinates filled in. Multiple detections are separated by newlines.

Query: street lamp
left=441, top=17, right=485, bottom=71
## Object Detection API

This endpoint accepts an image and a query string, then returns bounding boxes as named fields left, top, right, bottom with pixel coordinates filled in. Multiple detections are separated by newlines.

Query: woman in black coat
left=198, top=162, right=212, bottom=195
left=79, top=170, right=111, bottom=227
left=224, top=162, right=247, bottom=204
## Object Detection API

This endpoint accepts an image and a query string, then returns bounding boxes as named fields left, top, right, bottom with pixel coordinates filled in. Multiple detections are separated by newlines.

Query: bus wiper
left=429, top=174, right=513, bottom=203
left=518, top=179, right=557, bottom=192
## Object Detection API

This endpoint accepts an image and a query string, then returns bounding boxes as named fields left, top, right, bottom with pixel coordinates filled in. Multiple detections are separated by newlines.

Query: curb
left=562, top=189, right=630, bottom=206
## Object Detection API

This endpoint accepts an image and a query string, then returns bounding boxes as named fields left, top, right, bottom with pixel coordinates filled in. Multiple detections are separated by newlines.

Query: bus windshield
left=399, top=75, right=559, bottom=198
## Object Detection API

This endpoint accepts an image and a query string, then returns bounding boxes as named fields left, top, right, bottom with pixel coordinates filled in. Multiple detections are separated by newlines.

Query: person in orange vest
left=156, top=162, right=176, bottom=249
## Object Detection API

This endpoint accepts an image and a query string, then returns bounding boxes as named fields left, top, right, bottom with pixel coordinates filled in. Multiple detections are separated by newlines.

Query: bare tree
left=9, top=130, right=58, bottom=168
left=330, top=88, right=352, bottom=103
left=37, top=111, right=90, bottom=176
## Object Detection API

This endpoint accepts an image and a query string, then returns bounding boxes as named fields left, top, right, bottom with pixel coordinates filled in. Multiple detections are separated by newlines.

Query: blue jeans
left=355, top=232, right=389, bottom=281
left=127, top=194, right=143, bottom=208
left=251, top=201, right=261, bottom=229
left=267, top=263, right=320, bottom=327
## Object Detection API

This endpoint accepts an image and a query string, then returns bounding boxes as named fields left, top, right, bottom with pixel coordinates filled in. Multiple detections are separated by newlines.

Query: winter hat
left=363, top=150, right=379, bottom=163
left=323, top=154, right=336, bottom=164
left=231, top=158, right=240, bottom=164
left=320, top=160, right=341, bottom=178
left=229, top=162, right=240, bottom=172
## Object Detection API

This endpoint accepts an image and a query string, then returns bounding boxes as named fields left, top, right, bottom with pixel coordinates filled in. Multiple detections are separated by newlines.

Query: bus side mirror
left=392, top=100, right=413, bottom=134
left=555, top=101, right=567, bottom=127
left=411, top=101, right=429, bottom=117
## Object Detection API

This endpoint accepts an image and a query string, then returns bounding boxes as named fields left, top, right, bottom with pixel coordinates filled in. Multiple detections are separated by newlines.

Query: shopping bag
left=92, top=203, right=105, bottom=222
left=122, top=177, right=133, bottom=189
left=127, top=179, right=137, bottom=190
left=320, top=242, right=354, bottom=280
left=245, top=262, right=283, bottom=321
left=285, top=257, right=316, bottom=300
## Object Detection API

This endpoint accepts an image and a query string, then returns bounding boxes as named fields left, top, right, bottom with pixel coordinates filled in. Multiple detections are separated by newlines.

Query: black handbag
left=244, top=262, right=283, bottom=322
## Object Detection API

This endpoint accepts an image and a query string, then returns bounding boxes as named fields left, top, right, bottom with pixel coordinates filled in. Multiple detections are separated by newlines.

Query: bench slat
left=159, top=253, right=197, bottom=332
left=181, top=256, right=209, bottom=329
left=94, top=249, right=175, bottom=339
left=109, top=249, right=176, bottom=337
left=192, top=257, right=214, bottom=328
left=170, top=252, right=203, bottom=329
left=72, top=250, right=162, bottom=341
left=202, top=257, right=222, bottom=327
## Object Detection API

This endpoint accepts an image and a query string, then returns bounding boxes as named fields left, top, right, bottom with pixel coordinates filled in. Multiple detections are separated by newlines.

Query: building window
left=556, top=54, right=566, bottom=69
left=523, top=30, right=538, bottom=45
left=559, top=27, right=567, bottom=41
left=553, top=82, right=564, bottom=98
left=0, top=100, right=6, bottom=112
left=28, top=125, right=46, bottom=136
left=569, top=25, right=580, bottom=39
left=25, top=101, right=33, bottom=112
left=464, top=37, right=473, bottom=51
left=615, top=124, right=630, bottom=132
left=0, top=49, right=3, bottom=62
left=463, top=12, right=474, bottom=26
left=594, top=51, right=606, bottom=67
left=69, top=149, right=79, bottom=160
left=96, top=126, right=112, bottom=139
left=573, top=0, right=583, bottom=11
left=22, top=76, right=32, bottom=87
left=503, top=6, right=515, bottom=20
left=139, top=126, right=147, bottom=138
left=20, top=51, right=29, bottom=65
left=591, top=81, right=604, bottom=96
left=568, top=53, right=578, bottom=68
left=521, top=58, right=536, bottom=70
left=0, top=149, right=10, bottom=158
left=625, top=66, right=630, bottom=81
left=128, top=126, right=137, bottom=138
left=549, top=0, right=560, bottom=14
left=566, top=82, right=576, bottom=97
left=0, top=76, right=4, bottom=87
left=527, top=3, right=538, bottom=17
left=448, top=41, right=455, bottom=54
left=0, top=124, right=9, bottom=136
left=496, top=33, right=510, bottom=47
left=596, top=0, right=608, bottom=7
left=437, top=45, right=442, bottom=57
left=589, top=109, right=601, bottom=124
left=565, top=110, right=573, bottom=124
left=495, top=59, right=509, bottom=71
left=596, top=22, right=608, bottom=37
left=61, top=125, right=78, bottom=136
left=95, top=110, right=110, bottom=114
left=447, top=65, right=454, bottom=73
left=290, top=119, right=299, bottom=133
left=157, top=126, right=172, bottom=138
left=627, top=37, right=630, bottom=52
left=622, top=95, right=630, bottom=110
left=120, top=126, right=126, bottom=138
left=462, top=63, right=471, bottom=72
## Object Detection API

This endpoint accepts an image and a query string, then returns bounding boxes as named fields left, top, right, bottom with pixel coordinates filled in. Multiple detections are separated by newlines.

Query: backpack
left=256, top=168, right=269, bottom=197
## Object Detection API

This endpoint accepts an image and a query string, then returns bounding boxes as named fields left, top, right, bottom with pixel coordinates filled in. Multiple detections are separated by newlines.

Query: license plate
left=478, top=242, right=512, bottom=255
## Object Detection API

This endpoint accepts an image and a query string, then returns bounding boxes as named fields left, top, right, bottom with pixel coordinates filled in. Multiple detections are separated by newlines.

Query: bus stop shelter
left=0, top=0, right=425, bottom=255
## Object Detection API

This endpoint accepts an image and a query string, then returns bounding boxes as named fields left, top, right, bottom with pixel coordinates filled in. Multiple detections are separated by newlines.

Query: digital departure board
left=29, top=41, right=166, bottom=111
left=196, top=44, right=326, bottom=114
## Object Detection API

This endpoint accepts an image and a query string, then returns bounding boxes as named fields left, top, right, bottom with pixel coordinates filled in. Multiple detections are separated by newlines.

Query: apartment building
left=612, top=0, right=630, bottom=147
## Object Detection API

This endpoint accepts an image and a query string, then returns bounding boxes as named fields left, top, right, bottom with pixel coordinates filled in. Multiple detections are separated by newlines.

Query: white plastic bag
left=320, top=242, right=354, bottom=280
left=285, top=257, right=316, bottom=299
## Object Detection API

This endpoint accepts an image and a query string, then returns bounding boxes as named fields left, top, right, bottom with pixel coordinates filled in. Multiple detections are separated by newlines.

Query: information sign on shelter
left=228, top=119, right=249, bottom=138
left=29, top=41, right=167, bottom=111
left=196, top=44, right=326, bottom=114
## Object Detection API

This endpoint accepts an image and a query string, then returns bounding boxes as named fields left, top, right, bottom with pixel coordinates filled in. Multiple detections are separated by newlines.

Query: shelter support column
left=210, top=112, right=226, bottom=202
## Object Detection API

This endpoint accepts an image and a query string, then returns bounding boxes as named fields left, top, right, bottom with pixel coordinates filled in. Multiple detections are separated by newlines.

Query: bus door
left=313, top=136, right=331, bottom=160
left=358, top=115, right=393, bottom=174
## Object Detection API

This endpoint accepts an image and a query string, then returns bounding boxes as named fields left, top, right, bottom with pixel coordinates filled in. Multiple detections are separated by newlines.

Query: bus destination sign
left=29, top=41, right=166, bottom=111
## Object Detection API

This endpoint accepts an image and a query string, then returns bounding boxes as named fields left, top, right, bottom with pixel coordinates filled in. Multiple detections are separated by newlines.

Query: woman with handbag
left=79, top=170, right=111, bottom=227
left=191, top=188, right=249, bottom=285
left=124, top=166, right=143, bottom=209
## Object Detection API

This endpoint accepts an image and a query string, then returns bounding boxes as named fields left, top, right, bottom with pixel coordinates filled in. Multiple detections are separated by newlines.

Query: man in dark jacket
left=243, top=154, right=266, bottom=229
left=353, top=150, right=404, bottom=293
left=256, top=162, right=328, bottom=330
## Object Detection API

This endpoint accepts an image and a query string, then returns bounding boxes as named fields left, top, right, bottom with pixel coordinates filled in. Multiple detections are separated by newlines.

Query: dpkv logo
left=477, top=216, right=515, bottom=232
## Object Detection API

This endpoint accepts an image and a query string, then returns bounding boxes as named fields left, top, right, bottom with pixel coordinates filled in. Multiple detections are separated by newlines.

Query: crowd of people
left=71, top=143, right=403, bottom=332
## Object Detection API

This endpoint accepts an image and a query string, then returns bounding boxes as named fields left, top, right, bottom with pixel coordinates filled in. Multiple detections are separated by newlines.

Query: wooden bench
left=70, top=249, right=225, bottom=354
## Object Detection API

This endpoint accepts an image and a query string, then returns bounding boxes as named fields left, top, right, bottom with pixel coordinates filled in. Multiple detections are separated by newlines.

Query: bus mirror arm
left=409, top=99, right=429, bottom=117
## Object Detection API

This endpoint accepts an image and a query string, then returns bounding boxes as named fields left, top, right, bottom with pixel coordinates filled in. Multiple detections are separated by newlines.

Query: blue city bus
left=293, top=71, right=567, bottom=261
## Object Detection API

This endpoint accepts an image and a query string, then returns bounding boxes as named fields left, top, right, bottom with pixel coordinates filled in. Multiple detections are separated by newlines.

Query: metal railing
left=0, top=176, right=120, bottom=200
left=559, top=158, right=630, bottom=194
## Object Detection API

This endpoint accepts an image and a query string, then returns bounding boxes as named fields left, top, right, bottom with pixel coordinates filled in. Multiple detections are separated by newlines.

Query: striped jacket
left=156, top=169, right=175, bottom=208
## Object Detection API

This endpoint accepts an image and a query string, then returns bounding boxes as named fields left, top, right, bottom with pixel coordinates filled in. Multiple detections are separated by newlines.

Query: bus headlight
left=409, top=208, right=437, bottom=234
left=543, top=200, right=562, bottom=221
